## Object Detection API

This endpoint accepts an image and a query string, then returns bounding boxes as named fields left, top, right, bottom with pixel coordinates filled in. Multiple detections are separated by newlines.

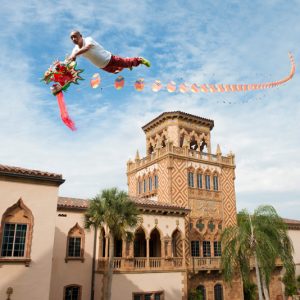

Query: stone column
left=122, top=238, right=126, bottom=258
left=129, top=240, right=134, bottom=257
left=167, top=239, right=172, bottom=257
left=182, top=237, right=186, bottom=265
left=98, top=234, right=103, bottom=258
left=146, top=237, right=150, bottom=268
left=105, top=236, right=109, bottom=258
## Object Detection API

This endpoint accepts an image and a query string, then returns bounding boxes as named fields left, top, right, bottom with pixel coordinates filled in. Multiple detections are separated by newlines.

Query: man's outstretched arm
left=68, top=44, right=94, bottom=61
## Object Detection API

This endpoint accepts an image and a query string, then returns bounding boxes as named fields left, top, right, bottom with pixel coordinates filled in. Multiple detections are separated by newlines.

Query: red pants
left=102, top=55, right=142, bottom=73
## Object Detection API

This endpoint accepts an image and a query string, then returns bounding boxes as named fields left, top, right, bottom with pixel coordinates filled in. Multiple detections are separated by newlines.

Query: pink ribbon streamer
left=56, top=92, right=76, bottom=131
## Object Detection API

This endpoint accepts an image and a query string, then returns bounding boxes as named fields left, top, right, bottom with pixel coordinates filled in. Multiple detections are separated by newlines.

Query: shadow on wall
left=0, top=225, right=95, bottom=300
left=0, top=247, right=55, bottom=300
left=49, top=226, right=94, bottom=300
left=111, top=272, right=185, bottom=300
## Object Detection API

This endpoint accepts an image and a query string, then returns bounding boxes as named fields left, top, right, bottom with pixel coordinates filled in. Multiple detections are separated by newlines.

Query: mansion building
left=0, top=111, right=299, bottom=300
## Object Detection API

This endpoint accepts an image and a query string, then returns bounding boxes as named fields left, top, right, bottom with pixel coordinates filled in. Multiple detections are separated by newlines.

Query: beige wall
left=0, top=180, right=59, bottom=300
left=138, top=214, right=185, bottom=238
left=49, top=210, right=97, bottom=300
left=289, top=229, right=300, bottom=276
left=111, top=272, right=185, bottom=300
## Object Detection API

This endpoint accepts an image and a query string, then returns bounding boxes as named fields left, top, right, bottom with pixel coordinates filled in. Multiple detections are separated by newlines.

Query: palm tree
left=221, top=205, right=294, bottom=300
left=85, top=188, right=140, bottom=300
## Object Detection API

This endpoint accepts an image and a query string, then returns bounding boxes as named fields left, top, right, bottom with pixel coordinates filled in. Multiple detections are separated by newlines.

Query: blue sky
left=1, top=0, right=300, bottom=219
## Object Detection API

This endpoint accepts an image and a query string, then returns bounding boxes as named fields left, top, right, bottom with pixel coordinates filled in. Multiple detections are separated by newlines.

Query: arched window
left=0, top=198, right=33, bottom=265
left=205, top=174, right=211, bottom=190
left=214, top=241, right=222, bottom=257
left=213, top=175, right=219, bottom=191
left=196, top=285, right=206, bottom=300
left=149, top=176, right=153, bottom=192
left=191, top=240, right=200, bottom=257
left=203, top=240, right=211, bottom=257
left=148, top=144, right=154, bottom=155
left=64, top=285, right=82, bottom=300
left=190, top=137, right=198, bottom=150
left=200, top=138, right=207, bottom=152
left=161, top=135, right=167, bottom=148
left=154, top=175, right=158, bottom=189
left=138, top=180, right=142, bottom=194
left=188, top=171, right=194, bottom=187
left=214, top=284, right=223, bottom=300
left=197, top=172, right=203, bottom=189
left=66, top=223, right=85, bottom=262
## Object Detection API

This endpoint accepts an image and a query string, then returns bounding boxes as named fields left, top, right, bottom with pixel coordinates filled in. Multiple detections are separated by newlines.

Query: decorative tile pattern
left=221, top=167, right=237, bottom=227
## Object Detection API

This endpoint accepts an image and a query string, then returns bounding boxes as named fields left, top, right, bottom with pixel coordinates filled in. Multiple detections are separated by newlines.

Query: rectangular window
left=205, top=175, right=210, bottom=190
left=143, top=180, right=147, bottom=193
left=214, top=241, right=222, bottom=257
left=149, top=177, right=152, bottom=192
left=213, top=176, right=218, bottom=191
left=68, top=237, right=81, bottom=257
left=203, top=240, right=211, bottom=257
left=191, top=241, right=200, bottom=257
left=138, top=181, right=142, bottom=194
left=1, top=223, right=27, bottom=257
left=197, top=174, right=202, bottom=188
left=133, top=292, right=163, bottom=300
left=188, top=172, right=194, bottom=187
left=154, top=175, right=158, bottom=189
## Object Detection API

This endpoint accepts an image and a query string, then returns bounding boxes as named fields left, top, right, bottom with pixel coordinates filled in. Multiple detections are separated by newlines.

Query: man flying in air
left=68, top=30, right=151, bottom=74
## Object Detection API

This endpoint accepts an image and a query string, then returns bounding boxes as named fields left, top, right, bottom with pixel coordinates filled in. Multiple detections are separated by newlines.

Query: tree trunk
left=261, top=274, right=270, bottom=300
left=249, top=214, right=264, bottom=300
left=104, top=233, right=114, bottom=300
left=254, top=252, right=264, bottom=300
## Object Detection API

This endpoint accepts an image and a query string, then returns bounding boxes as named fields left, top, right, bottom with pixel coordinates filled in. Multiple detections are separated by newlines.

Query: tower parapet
left=142, top=111, right=214, bottom=155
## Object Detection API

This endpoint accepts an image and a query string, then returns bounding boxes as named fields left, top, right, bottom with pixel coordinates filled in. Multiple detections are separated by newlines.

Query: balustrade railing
left=113, top=258, right=122, bottom=269
left=127, top=145, right=234, bottom=171
left=149, top=258, right=161, bottom=268
left=134, top=258, right=147, bottom=269
left=173, top=257, right=183, bottom=267
left=190, top=257, right=221, bottom=271
left=98, top=256, right=223, bottom=272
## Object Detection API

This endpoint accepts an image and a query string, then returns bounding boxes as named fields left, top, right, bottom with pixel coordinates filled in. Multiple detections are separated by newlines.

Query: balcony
left=97, top=256, right=226, bottom=273
left=97, top=257, right=184, bottom=273
left=189, top=257, right=221, bottom=272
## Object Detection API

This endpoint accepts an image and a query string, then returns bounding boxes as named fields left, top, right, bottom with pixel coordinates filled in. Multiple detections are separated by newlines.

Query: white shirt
left=72, top=37, right=111, bottom=68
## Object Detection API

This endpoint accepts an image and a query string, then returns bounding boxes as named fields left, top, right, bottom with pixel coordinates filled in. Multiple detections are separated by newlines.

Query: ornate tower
left=127, top=111, right=243, bottom=299
left=127, top=111, right=237, bottom=228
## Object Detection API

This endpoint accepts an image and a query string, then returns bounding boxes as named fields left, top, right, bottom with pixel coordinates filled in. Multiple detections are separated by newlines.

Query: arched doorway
left=171, top=229, right=182, bottom=257
left=196, top=285, right=206, bottom=300
left=134, top=228, right=146, bottom=257
left=150, top=228, right=161, bottom=257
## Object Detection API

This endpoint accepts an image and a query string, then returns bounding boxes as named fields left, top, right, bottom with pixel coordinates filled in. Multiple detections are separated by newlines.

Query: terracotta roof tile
left=130, top=196, right=190, bottom=212
left=0, top=164, right=64, bottom=183
left=283, top=218, right=300, bottom=229
left=142, top=111, right=214, bottom=131
left=58, top=197, right=89, bottom=209
left=57, top=196, right=189, bottom=213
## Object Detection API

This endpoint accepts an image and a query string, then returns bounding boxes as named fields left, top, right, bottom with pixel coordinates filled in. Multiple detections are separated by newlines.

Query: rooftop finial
left=216, top=144, right=222, bottom=156
left=135, top=150, right=140, bottom=161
